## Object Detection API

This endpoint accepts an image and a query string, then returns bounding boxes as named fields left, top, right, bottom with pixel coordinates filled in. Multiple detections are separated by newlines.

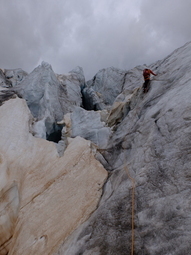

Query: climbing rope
left=97, top=148, right=136, bottom=254
left=124, top=164, right=135, bottom=255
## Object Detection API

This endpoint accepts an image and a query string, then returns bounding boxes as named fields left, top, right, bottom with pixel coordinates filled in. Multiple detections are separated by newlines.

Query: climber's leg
left=143, top=80, right=150, bottom=93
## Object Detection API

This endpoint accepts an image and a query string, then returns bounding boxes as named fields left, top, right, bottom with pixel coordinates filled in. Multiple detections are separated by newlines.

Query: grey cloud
left=136, top=0, right=191, bottom=64
left=0, top=0, right=191, bottom=80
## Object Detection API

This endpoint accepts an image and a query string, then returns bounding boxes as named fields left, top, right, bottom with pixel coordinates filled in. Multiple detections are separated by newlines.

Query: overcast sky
left=0, top=0, right=191, bottom=80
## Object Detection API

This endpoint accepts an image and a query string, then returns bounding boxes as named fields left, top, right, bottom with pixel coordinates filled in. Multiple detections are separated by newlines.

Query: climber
left=142, top=68, right=157, bottom=93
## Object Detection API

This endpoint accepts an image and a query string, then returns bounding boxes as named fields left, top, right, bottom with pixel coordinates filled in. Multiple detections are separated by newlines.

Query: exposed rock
left=107, top=87, right=141, bottom=127
left=56, top=66, right=84, bottom=109
left=4, top=68, right=28, bottom=87
left=0, top=88, right=16, bottom=106
left=0, top=69, right=11, bottom=88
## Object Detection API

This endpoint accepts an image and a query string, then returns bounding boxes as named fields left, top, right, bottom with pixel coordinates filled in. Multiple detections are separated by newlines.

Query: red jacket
left=143, top=69, right=156, bottom=81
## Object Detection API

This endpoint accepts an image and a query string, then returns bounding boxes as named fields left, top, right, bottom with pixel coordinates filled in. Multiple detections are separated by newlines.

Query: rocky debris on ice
left=0, top=98, right=107, bottom=255
left=4, top=68, right=28, bottom=87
